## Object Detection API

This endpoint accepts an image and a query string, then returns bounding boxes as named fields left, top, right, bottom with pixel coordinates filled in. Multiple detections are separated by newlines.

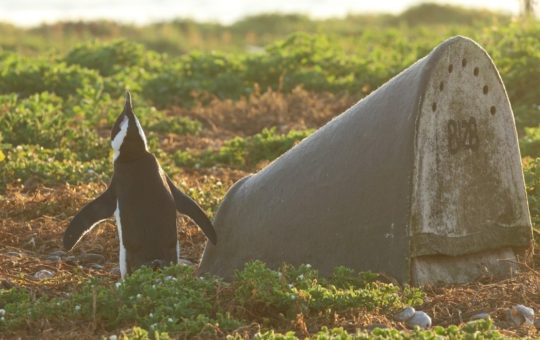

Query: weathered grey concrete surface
left=199, top=36, right=533, bottom=285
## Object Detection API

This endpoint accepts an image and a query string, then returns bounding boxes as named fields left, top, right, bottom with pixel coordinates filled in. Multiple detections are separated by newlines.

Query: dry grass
left=171, top=86, right=359, bottom=135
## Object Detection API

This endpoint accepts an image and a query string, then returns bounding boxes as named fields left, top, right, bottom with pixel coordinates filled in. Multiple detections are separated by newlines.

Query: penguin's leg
left=63, top=184, right=117, bottom=250
left=166, top=176, right=217, bottom=245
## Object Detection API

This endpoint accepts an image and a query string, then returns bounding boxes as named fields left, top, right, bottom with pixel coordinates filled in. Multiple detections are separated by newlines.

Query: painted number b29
left=447, top=117, right=479, bottom=154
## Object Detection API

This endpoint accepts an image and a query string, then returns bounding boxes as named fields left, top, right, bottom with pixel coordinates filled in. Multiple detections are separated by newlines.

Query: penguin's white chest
left=114, top=202, right=128, bottom=278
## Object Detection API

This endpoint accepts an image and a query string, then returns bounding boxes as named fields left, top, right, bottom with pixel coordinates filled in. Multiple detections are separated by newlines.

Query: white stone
left=33, top=269, right=54, bottom=280
left=508, top=304, right=535, bottom=326
left=406, top=311, right=432, bottom=329
left=395, top=307, right=416, bottom=321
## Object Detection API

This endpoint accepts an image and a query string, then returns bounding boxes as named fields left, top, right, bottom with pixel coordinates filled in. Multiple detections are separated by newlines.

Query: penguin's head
left=111, top=91, right=148, bottom=162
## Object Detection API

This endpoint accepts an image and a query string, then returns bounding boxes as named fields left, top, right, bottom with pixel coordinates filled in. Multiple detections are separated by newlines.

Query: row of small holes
left=433, top=59, right=496, bottom=115
left=473, top=64, right=495, bottom=113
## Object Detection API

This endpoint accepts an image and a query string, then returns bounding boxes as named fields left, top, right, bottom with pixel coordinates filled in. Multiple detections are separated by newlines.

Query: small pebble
left=406, top=311, right=432, bottom=329
left=395, top=306, right=416, bottom=321
left=508, top=304, right=535, bottom=326
left=109, top=335, right=118, bottom=340
left=178, top=258, right=194, bottom=266
left=515, top=305, right=534, bottom=324
left=33, top=269, right=54, bottom=280
left=469, top=312, right=490, bottom=321
left=78, top=253, right=106, bottom=264
left=0, top=309, right=5, bottom=317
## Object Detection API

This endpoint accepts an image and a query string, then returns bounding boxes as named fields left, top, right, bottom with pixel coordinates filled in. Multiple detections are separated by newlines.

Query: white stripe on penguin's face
left=133, top=116, right=148, bottom=150
left=111, top=116, right=129, bottom=162
left=114, top=202, right=128, bottom=279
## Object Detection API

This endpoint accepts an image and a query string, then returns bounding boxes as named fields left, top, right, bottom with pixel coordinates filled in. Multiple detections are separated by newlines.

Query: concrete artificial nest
left=199, top=36, right=533, bottom=285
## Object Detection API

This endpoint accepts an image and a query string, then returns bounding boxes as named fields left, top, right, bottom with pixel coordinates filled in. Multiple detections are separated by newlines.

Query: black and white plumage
left=63, top=92, right=217, bottom=278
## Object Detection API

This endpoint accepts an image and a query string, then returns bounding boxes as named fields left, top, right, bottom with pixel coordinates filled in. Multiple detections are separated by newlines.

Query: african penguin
left=63, top=92, right=217, bottom=278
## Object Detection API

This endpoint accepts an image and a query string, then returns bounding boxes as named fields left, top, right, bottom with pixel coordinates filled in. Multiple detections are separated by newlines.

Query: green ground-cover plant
left=524, top=157, right=540, bottom=227
left=0, top=93, right=105, bottom=156
left=520, top=127, right=540, bottom=158
left=65, top=40, right=163, bottom=77
left=116, top=319, right=513, bottom=339
left=179, top=176, right=228, bottom=218
left=233, top=261, right=422, bottom=318
left=145, top=114, right=203, bottom=136
left=65, top=40, right=166, bottom=98
left=0, top=56, right=103, bottom=99
left=1, top=145, right=111, bottom=188
left=0, top=262, right=421, bottom=337
left=487, top=24, right=540, bottom=130
left=174, top=127, right=313, bottom=169
left=246, top=320, right=510, bottom=339
left=142, top=51, right=248, bottom=107
left=0, top=261, right=515, bottom=339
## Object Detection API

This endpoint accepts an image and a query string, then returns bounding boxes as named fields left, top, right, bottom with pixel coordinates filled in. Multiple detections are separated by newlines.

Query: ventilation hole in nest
left=483, top=85, right=489, bottom=94
left=448, top=64, right=453, bottom=73
left=439, top=81, right=444, bottom=91
left=432, top=102, right=437, bottom=112
left=462, top=58, right=467, bottom=67
left=490, top=106, right=496, bottom=115
left=474, top=67, right=479, bottom=76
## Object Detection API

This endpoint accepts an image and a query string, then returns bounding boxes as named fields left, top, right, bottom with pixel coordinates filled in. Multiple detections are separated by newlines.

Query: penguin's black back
left=114, top=152, right=177, bottom=270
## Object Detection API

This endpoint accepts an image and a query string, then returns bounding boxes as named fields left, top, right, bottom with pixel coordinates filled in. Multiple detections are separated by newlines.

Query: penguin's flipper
left=166, top=177, right=217, bottom=245
left=63, top=185, right=117, bottom=251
